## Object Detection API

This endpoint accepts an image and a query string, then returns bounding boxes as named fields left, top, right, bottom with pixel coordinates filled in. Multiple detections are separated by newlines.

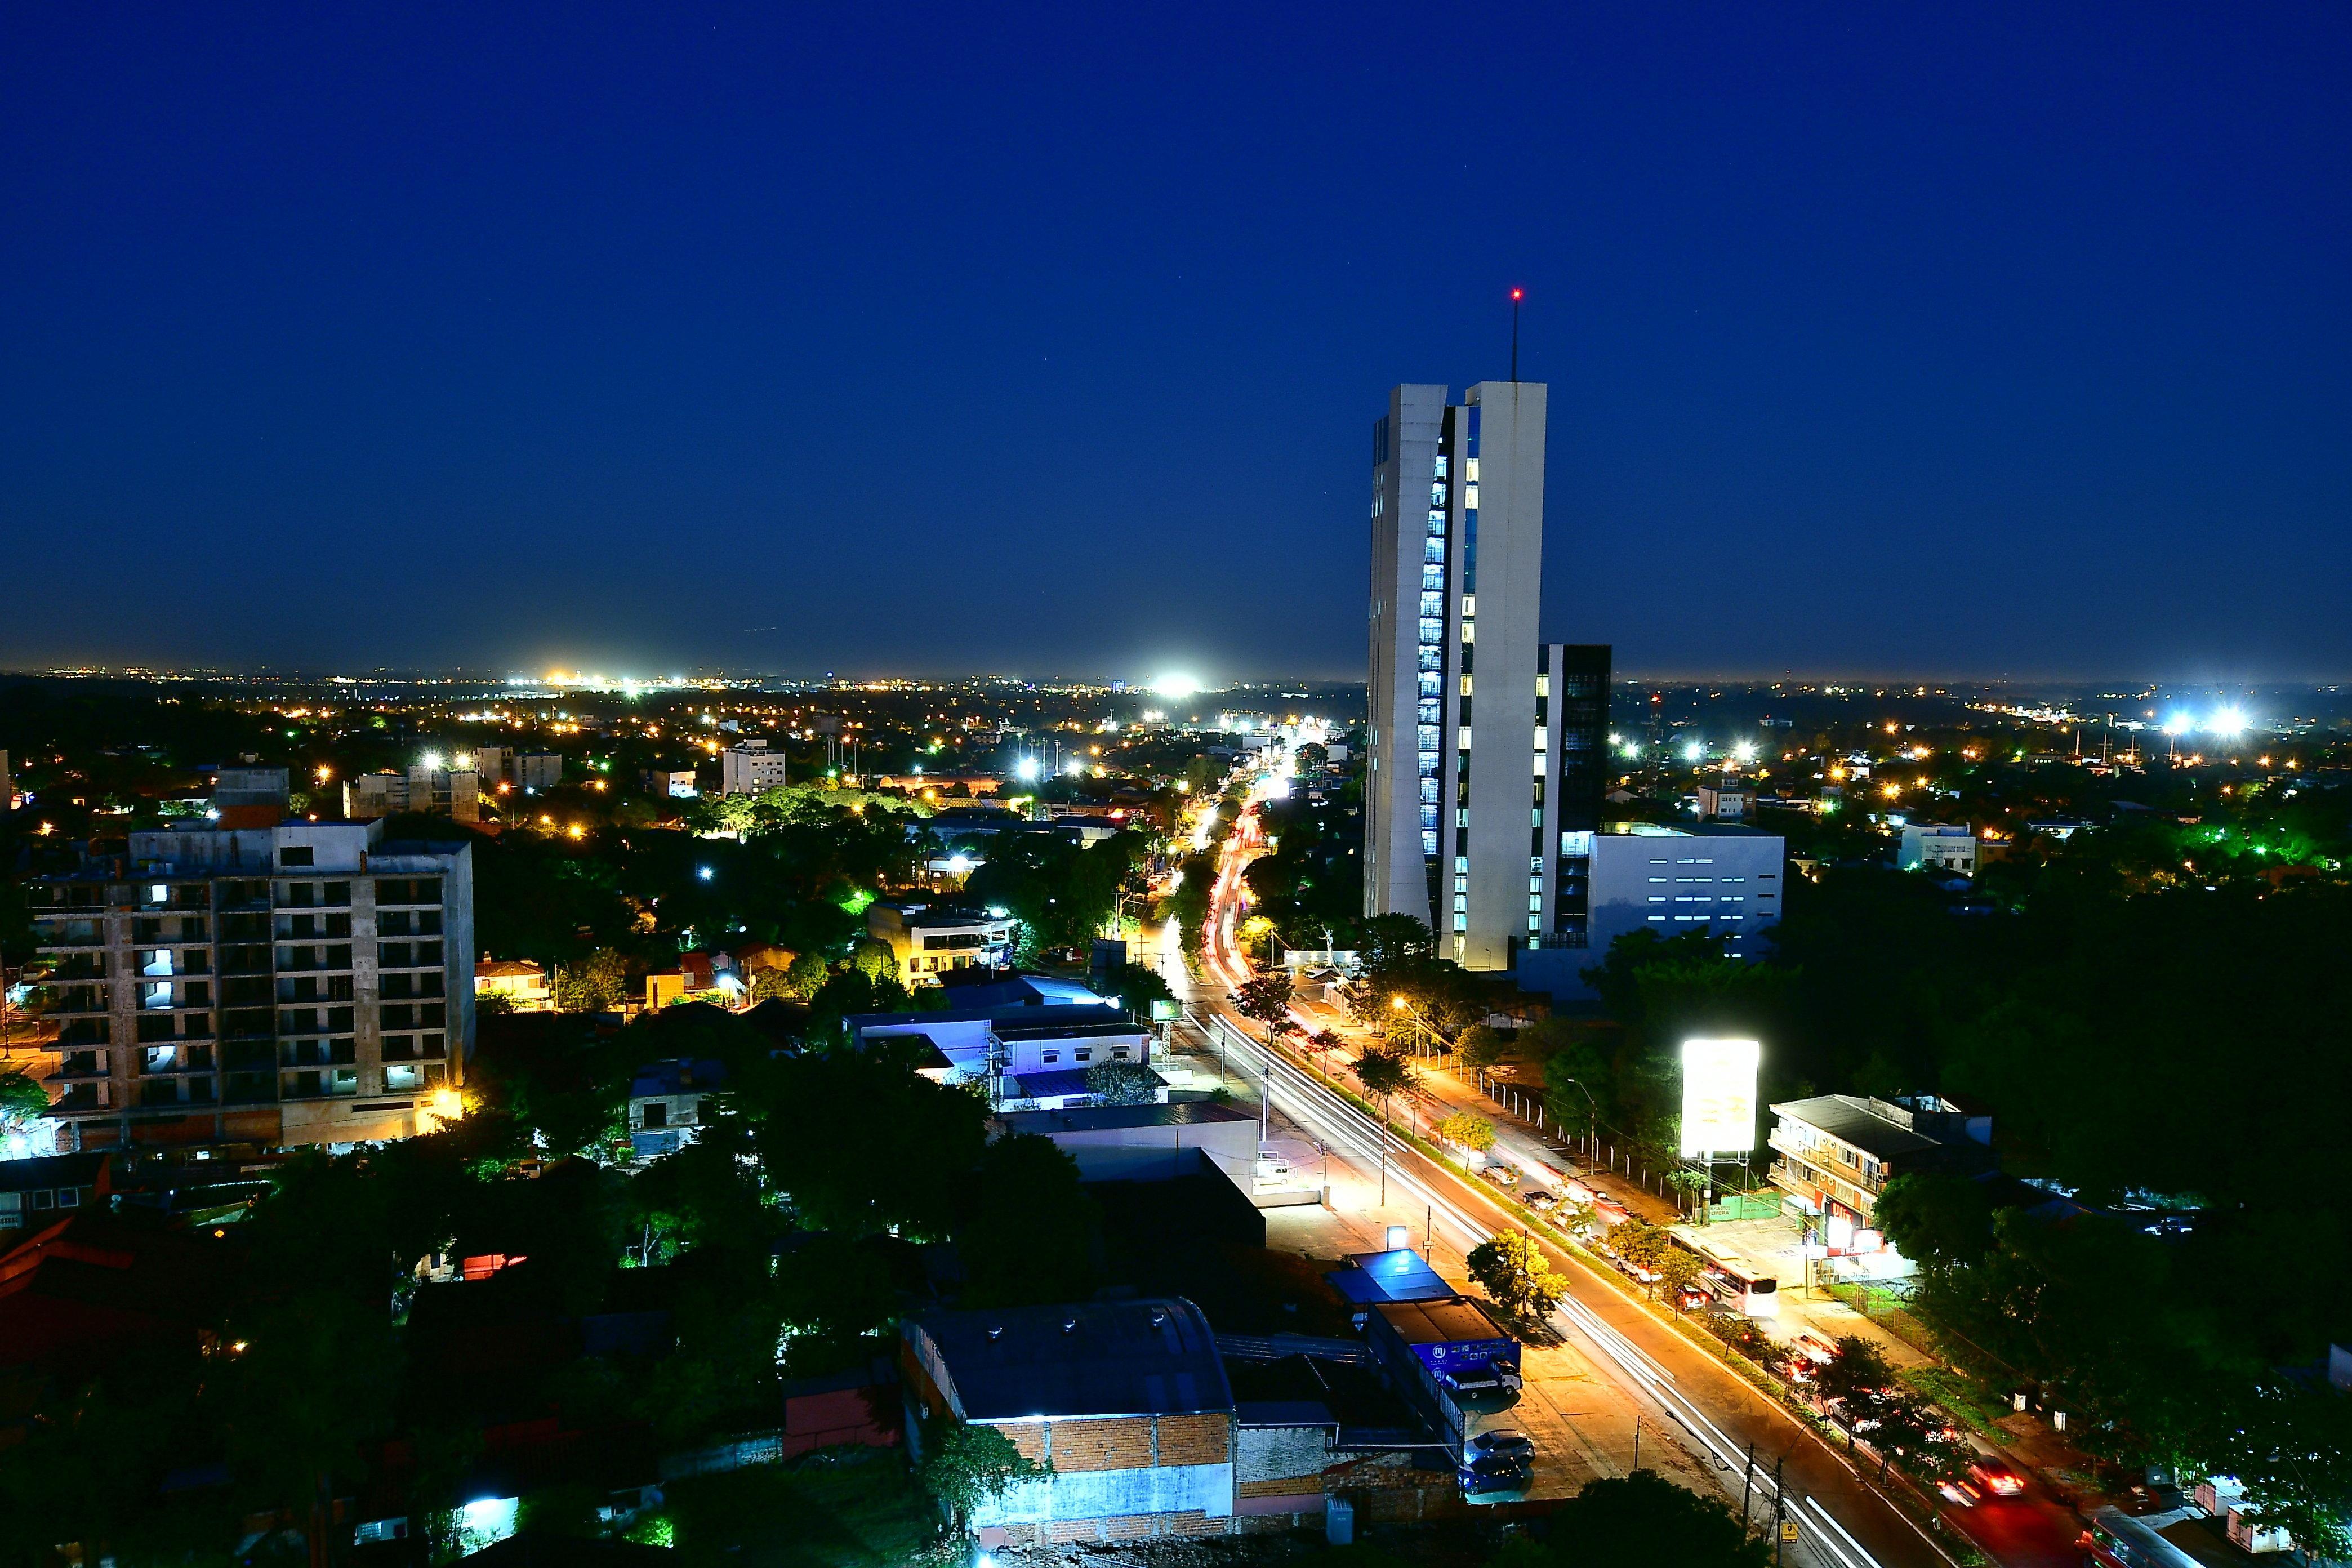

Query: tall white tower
left=1364, top=380, right=1548, bottom=970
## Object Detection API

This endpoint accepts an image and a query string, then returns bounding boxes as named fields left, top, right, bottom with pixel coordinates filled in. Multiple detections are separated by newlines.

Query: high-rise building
left=1365, top=381, right=1549, bottom=970
left=1534, top=643, right=1612, bottom=948
left=25, top=820, right=475, bottom=1153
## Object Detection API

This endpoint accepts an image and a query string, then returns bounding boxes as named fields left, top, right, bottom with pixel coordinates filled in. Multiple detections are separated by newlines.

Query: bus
left=1667, top=1230, right=1780, bottom=1318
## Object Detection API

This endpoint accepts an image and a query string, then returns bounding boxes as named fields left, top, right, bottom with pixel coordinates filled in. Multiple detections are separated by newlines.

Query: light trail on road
left=1188, top=1008, right=1899, bottom=1568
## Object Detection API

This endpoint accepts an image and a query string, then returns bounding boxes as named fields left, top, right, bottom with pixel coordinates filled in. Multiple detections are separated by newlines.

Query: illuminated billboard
left=1680, top=1037, right=1761, bottom=1157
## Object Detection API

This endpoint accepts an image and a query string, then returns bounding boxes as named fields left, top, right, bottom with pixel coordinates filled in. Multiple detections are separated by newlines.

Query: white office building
left=1898, top=823, right=1977, bottom=875
left=1519, top=823, right=1785, bottom=1000
left=1365, top=381, right=1550, bottom=971
left=719, top=740, right=791, bottom=796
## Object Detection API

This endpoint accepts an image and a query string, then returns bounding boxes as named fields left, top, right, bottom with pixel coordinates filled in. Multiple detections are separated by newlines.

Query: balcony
left=30, top=986, right=109, bottom=1016
left=34, top=919, right=106, bottom=948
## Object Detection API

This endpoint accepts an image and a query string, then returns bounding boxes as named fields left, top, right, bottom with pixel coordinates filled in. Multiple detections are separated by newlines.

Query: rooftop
left=1372, top=1296, right=1514, bottom=1348
left=997, top=1101, right=1254, bottom=1136
left=1770, top=1093, right=1945, bottom=1159
left=911, top=1295, right=1232, bottom=1422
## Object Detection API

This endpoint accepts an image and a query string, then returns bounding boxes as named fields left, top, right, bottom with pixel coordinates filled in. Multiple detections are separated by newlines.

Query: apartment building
left=25, top=820, right=475, bottom=1152
left=718, top=740, right=791, bottom=796
left=472, top=748, right=564, bottom=794
left=345, top=766, right=483, bottom=824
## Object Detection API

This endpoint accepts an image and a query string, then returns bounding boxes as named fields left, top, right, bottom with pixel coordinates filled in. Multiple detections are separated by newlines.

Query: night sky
left=3, top=5, right=2346, bottom=682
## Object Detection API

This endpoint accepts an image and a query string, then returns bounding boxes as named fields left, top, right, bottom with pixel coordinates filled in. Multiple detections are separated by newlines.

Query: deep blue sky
left=4, top=5, right=2347, bottom=682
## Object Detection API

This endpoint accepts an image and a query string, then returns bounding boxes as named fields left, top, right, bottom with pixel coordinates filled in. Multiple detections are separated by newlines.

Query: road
left=1156, top=787, right=2083, bottom=1568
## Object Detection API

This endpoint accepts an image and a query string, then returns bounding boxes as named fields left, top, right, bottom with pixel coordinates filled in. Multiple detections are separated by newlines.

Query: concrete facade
left=901, top=1297, right=1236, bottom=1547
left=719, top=740, right=791, bottom=796
left=26, top=820, right=475, bottom=1152
left=1518, top=823, right=1784, bottom=1001
left=1364, top=381, right=1549, bottom=972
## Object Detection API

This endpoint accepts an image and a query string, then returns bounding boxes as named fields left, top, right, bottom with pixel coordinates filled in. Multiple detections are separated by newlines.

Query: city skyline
left=5, top=7, right=2349, bottom=680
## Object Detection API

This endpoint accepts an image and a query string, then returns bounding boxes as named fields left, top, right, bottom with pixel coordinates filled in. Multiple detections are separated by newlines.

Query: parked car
left=1468, top=1429, right=1535, bottom=1458
left=1479, top=1164, right=1520, bottom=1187
left=1460, top=1455, right=1532, bottom=1494
left=1968, top=1459, right=2026, bottom=1496
left=1792, top=1332, right=1839, bottom=1364
left=1938, top=1479, right=1983, bottom=1508
left=1677, top=1286, right=1712, bottom=1312
left=1522, top=1188, right=1560, bottom=1211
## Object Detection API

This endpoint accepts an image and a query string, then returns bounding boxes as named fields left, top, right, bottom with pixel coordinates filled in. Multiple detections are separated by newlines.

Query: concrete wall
left=1454, top=381, right=1546, bottom=973
left=1036, top=1119, right=1258, bottom=1184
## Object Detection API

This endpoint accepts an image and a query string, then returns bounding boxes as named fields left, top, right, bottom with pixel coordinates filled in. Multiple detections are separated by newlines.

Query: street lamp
left=1553, top=1074, right=1601, bottom=1162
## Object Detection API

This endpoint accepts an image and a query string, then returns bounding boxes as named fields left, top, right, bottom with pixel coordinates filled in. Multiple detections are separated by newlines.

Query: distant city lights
left=1150, top=673, right=1203, bottom=699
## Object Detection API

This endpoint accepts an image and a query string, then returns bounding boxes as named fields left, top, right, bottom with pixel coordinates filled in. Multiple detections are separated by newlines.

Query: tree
left=1085, top=1059, right=1159, bottom=1106
left=1233, top=971, right=1295, bottom=1046
left=554, top=947, right=633, bottom=1013
left=1815, top=1334, right=1897, bottom=1408
left=1352, top=1047, right=1418, bottom=1130
left=1455, top=1024, right=1512, bottom=1072
left=0, top=1066, right=50, bottom=1136
left=1098, top=960, right=1175, bottom=1015
left=1467, top=1232, right=1567, bottom=1320
left=1437, top=1112, right=1496, bottom=1155
left=920, top=1419, right=1050, bottom=1538
left=958, top=1133, right=1097, bottom=1307
left=743, top=1050, right=987, bottom=1238
left=1658, top=1246, right=1705, bottom=1315
left=1524, top=1468, right=1771, bottom=1568
left=1873, top=1171, right=1995, bottom=1268
left=1560, top=1200, right=1600, bottom=1240
left=1611, top=1219, right=1669, bottom=1293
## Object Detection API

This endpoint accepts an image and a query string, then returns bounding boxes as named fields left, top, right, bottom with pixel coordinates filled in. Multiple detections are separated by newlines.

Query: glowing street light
left=1014, top=756, right=1041, bottom=782
left=1682, top=741, right=1704, bottom=762
left=2209, top=706, right=2247, bottom=738
left=1732, top=741, right=1757, bottom=762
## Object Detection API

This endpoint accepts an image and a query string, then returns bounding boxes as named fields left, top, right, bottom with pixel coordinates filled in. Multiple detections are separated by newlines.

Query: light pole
left=1554, top=1074, right=1601, bottom=1161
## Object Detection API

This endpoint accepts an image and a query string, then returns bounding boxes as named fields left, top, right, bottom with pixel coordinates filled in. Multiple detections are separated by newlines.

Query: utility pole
left=1772, top=1455, right=1787, bottom=1566
left=1741, top=1440, right=1757, bottom=1526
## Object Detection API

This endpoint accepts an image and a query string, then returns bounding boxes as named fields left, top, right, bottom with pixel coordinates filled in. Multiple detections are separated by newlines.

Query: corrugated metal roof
left=1769, top=1094, right=1941, bottom=1159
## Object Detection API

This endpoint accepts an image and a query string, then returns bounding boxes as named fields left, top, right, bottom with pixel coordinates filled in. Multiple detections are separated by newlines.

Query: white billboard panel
left=1680, top=1037, right=1761, bottom=1157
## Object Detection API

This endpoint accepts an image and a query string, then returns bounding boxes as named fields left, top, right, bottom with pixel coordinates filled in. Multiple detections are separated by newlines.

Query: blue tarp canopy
left=1324, top=1248, right=1455, bottom=1305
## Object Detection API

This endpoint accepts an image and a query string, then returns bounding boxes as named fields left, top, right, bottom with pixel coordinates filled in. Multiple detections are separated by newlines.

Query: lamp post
left=1553, top=1074, right=1601, bottom=1162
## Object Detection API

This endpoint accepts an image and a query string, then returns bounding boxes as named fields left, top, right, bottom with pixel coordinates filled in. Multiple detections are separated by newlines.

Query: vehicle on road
left=1522, top=1188, right=1560, bottom=1211
left=1666, top=1230, right=1781, bottom=1318
left=1478, top=1163, right=1520, bottom=1187
left=1937, top=1478, right=1983, bottom=1507
left=1968, top=1459, right=2026, bottom=1496
left=1592, top=1196, right=1630, bottom=1223
left=1793, top=1331, right=1840, bottom=1364
left=1468, top=1429, right=1535, bottom=1458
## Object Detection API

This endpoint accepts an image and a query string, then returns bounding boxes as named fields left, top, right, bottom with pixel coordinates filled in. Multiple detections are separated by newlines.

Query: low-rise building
left=719, top=741, right=791, bottom=796
left=0, top=1152, right=110, bottom=1235
left=644, top=951, right=744, bottom=1011
left=1695, top=784, right=1754, bottom=821
left=628, top=1058, right=726, bottom=1159
left=1897, top=823, right=1977, bottom=875
left=1519, top=823, right=1785, bottom=1001
left=1767, top=1093, right=1994, bottom=1262
left=901, top=1297, right=1236, bottom=1549
left=995, top=1102, right=1257, bottom=1185
left=474, top=957, right=551, bottom=1012
left=850, top=980, right=1154, bottom=1110
left=867, top=901, right=1014, bottom=988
